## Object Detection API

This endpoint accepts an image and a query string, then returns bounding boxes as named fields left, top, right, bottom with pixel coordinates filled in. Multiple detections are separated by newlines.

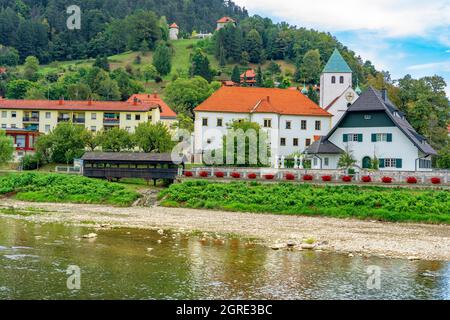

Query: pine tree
left=256, top=66, right=264, bottom=87
left=189, top=49, right=213, bottom=82
left=244, top=29, right=263, bottom=64
left=152, top=41, right=172, bottom=76
left=231, top=65, right=240, bottom=83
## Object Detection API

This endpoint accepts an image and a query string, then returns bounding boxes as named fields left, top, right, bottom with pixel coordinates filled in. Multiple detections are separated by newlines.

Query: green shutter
left=387, top=133, right=393, bottom=142
left=343, top=134, right=348, bottom=142
left=358, top=134, right=363, bottom=142
left=396, top=159, right=402, bottom=168
left=379, top=159, right=385, bottom=168
left=371, top=134, right=377, bottom=142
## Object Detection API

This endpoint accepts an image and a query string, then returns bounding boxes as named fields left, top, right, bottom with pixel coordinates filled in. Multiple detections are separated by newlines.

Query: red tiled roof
left=217, top=16, right=235, bottom=23
left=240, top=69, right=256, bottom=79
left=195, top=87, right=331, bottom=117
left=127, top=94, right=177, bottom=118
left=223, top=81, right=236, bottom=86
left=0, top=99, right=159, bottom=112
left=169, top=23, right=179, bottom=29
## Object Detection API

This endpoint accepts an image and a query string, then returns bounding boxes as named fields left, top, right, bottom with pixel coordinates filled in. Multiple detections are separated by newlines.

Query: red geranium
left=406, top=177, right=417, bottom=184
left=303, top=174, right=314, bottom=181
left=248, top=173, right=257, bottom=179
left=264, top=174, right=275, bottom=180
left=322, top=175, right=332, bottom=182
left=184, top=171, right=193, bottom=177
left=342, top=175, right=352, bottom=182
left=231, top=172, right=241, bottom=179
left=215, top=172, right=225, bottom=178
left=285, top=173, right=295, bottom=180
left=431, top=177, right=441, bottom=184
left=382, top=176, right=393, bottom=183
left=361, top=176, right=372, bottom=183
left=199, top=171, right=209, bottom=178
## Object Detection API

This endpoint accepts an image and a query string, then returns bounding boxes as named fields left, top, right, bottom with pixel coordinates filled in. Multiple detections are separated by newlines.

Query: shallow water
left=0, top=217, right=448, bottom=300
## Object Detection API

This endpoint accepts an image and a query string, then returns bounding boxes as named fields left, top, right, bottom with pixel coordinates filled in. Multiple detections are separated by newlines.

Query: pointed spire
left=323, top=49, right=352, bottom=73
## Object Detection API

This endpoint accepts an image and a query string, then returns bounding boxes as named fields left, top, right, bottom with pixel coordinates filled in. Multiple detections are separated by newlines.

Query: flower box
left=303, top=174, right=314, bottom=181
left=231, top=172, right=241, bottom=179
left=285, top=173, right=295, bottom=181
left=184, top=171, right=193, bottom=177
left=361, top=176, right=372, bottom=183
left=406, top=177, right=417, bottom=184
left=382, top=176, right=393, bottom=183
left=199, top=171, right=209, bottom=178
left=342, top=175, right=352, bottom=182
left=248, top=173, right=257, bottom=179
left=321, top=175, right=332, bottom=182
left=215, top=172, right=225, bottom=178
left=264, top=174, right=275, bottom=180
left=431, top=177, right=441, bottom=185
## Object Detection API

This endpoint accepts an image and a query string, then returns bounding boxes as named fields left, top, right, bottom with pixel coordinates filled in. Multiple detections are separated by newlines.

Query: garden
left=159, top=180, right=450, bottom=224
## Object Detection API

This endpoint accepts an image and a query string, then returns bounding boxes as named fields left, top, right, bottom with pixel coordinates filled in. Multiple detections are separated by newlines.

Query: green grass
left=0, top=172, right=140, bottom=206
left=159, top=180, right=450, bottom=224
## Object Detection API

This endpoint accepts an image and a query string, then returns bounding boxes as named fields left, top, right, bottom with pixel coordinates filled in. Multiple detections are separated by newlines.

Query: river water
left=0, top=216, right=448, bottom=300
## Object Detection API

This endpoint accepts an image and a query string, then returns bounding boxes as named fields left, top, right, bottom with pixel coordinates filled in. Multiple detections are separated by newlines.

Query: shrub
left=406, top=177, right=417, bottom=184
left=342, top=175, right=352, bottom=182
left=382, top=176, right=393, bottom=183
left=322, top=175, right=332, bottom=182
left=215, top=171, right=225, bottom=178
left=21, top=154, right=40, bottom=171
left=361, top=176, right=372, bottom=183
left=285, top=173, right=295, bottom=181
left=199, top=171, right=209, bottom=178
left=264, top=174, right=275, bottom=180
left=248, top=173, right=257, bottom=179
left=184, top=171, right=193, bottom=177
left=431, top=177, right=441, bottom=185
left=303, top=174, right=313, bottom=181
left=231, top=172, right=241, bottom=179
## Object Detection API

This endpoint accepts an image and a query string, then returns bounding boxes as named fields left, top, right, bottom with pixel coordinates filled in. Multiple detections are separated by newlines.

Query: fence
left=55, top=166, right=82, bottom=175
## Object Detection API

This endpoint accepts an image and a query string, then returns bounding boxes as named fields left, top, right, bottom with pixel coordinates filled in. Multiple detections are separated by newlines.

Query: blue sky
left=233, top=0, right=450, bottom=97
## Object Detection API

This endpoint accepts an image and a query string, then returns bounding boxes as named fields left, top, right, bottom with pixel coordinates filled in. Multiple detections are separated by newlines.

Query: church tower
left=320, top=49, right=353, bottom=108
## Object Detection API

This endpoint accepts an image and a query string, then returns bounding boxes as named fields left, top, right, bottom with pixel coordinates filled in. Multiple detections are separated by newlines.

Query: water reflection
left=0, top=217, right=448, bottom=300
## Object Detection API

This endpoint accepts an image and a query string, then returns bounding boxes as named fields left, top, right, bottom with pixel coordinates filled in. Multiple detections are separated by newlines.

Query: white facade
left=169, top=27, right=179, bottom=40
left=320, top=72, right=353, bottom=109
left=326, top=87, right=359, bottom=127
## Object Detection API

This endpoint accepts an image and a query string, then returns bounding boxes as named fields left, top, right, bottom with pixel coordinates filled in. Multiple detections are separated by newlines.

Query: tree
left=134, top=122, right=174, bottom=153
left=98, top=128, right=134, bottom=152
left=171, top=113, right=195, bottom=133
left=189, top=49, right=213, bottom=82
left=256, top=66, right=264, bottom=87
left=82, top=130, right=101, bottom=151
left=6, top=80, right=35, bottom=99
left=67, top=83, right=92, bottom=100
left=240, top=51, right=249, bottom=66
left=140, top=40, right=149, bottom=55
left=244, top=29, right=263, bottom=63
left=0, top=130, right=14, bottom=165
left=267, top=61, right=281, bottom=75
left=231, top=65, right=240, bottom=83
left=153, top=41, right=172, bottom=76
left=23, top=56, right=39, bottom=81
left=25, top=87, right=46, bottom=100
left=97, top=78, right=121, bottom=100
left=142, top=64, right=158, bottom=83
left=338, top=147, right=357, bottom=170
left=297, top=49, right=321, bottom=84
left=0, top=45, right=19, bottom=66
left=437, top=145, right=450, bottom=169
left=93, top=56, right=110, bottom=71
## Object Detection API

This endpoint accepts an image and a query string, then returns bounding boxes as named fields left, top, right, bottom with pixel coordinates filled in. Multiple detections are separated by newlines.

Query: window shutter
left=379, top=159, right=385, bottom=168
left=371, top=134, right=376, bottom=142
left=343, top=134, right=348, bottom=142
left=387, top=133, right=393, bottom=142
left=358, top=134, right=363, bottom=142
left=396, top=159, right=402, bottom=168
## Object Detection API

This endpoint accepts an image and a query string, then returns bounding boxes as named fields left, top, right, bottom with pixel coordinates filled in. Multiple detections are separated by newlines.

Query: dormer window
left=340, top=76, right=344, bottom=84
left=364, top=115, right=372, bottom=120
left=331, top=76, right=336, bottom=84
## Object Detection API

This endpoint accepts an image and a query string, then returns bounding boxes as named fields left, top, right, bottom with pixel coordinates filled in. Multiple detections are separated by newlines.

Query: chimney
left=381, top=88, right=387, bottom=102
left=59, top=97, right=64, bottom=105
left=133, top=97, right=138, bottom=106
left=266, top=96, right=270, bottom=102
left=88, top=98, right=92, bottom=106
left=153, top=91, right=158, bottom=98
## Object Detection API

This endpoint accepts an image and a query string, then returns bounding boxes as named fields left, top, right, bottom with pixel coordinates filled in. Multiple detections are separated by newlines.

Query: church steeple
left=322, top=49, right=352, bottom=73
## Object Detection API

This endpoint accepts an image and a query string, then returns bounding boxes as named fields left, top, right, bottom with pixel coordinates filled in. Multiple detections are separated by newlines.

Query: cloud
left=235, top=0, right=450, bottom=38
left=407, top=61, right=450, bottom=72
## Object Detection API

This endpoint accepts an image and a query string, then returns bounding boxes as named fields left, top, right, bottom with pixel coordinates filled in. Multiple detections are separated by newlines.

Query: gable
left=339, top=111, right=395, bottom=128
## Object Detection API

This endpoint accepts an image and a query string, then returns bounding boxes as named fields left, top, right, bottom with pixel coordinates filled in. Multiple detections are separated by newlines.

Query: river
left=0, top=217, right=448, bottom=299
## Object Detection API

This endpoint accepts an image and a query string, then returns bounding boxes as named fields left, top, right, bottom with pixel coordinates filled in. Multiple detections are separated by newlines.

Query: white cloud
left=407, top=61, right=450, bottom=72
left=235, top=0, right=450, bottom=38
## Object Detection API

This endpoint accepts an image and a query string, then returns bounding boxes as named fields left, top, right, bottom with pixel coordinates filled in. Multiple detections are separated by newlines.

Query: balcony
left=58, top=117, right=71, bottom=123
left=73, top=117, right=86, bottom=124
left=103, top=118, right=120, bottom=125
left=23, top=117, right=40, bottom=123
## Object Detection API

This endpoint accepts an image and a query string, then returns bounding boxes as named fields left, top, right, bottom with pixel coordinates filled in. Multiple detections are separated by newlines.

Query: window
left=135, top=115, right=141, bottom=121
left=16, top=135, right=26, bottom=148
left=45, top=125, right=51, bottom=133
left=285, top=121, right=291, bottom=129
left=45, top=112, right=51, bottom=119
left=11, top=111, right=16, bottom=118
left=202, top=118, right=208, bottom=126
left=419, top=159, right=431, bottom=169
left=331, top=76, right=336, bottom=84
left=148, top=116, right=153, bottom=122
left=324, top=158, right=329, bottom=166
left=90, top=126, right=96, bottom=132
left=1, top=111, right=6, bottom=118
left=344, top=134, right=363, bottom=142
left=293, top=138, right=299, bottom=146
left=313, top=158, right=318, bottom=166
left=11, top=124, right=16, bottom=128
left=217, top=118, right=223, bottom=127
left=263, top=119, right=272, bottom=128
left=280, top=138, right=286, bottom=146
left=372, top=133, right=392, bottom=142
left=305, top=138, right=311, bottom=146
left=125, top=127, right=131, bottom=132
left=1, top=124, right=6, bottom=129
left=301, top=120, right=307, bottom=130
left=364, top=114, right=372, bottom=120
left=126, top=114, right=132, bottom=120
left=91, top=113, right=97, bottom=120
left=315, top=120, right=321, bottom=131
left=384, top=158, right=397, bottom=168
left=339, top=76, right=344, bottom=84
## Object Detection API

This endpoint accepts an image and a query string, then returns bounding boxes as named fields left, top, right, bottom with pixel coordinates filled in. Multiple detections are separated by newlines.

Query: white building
left=194, top=87, right=332, bottom=163
left=169, top=23, right=179, bottom=40
left=216, top=17, right=235, bottom=30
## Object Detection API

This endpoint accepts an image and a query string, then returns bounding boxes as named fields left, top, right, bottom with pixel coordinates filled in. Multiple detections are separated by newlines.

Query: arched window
left=340, top=76, right=344, bottom=84
left=331, top=76, right=336, bottom=84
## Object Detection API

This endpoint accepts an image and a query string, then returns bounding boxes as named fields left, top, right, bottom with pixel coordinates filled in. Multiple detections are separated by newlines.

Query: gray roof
left=305, top=137, right=344, bottom=154
left=328, top=87, right=437, bottom=156
left=81, top=152, right=183, bottom=163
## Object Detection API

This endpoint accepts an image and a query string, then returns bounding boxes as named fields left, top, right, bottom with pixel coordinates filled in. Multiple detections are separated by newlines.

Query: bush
left=199, top=171, right=209, bottom=178
left=184, top=171, right=193, bottom=177
left=21, top=154, right=40, bottom=171
left=231, top=172, right=241, bottom=179
left=264, top=174, right=275, bottom=180
left=431, top=177, right=441, bottom=185
left=322, top=175, right=332, bottom=182
left=303, top=175, right=313, bottom=181
left=248, top=173, right=257, bottom=179
left=406, top=177, right=418, bottom=184
left=285, top=173, right=295, bottom=181
left=215, top=172, right=225, bottom=178
left=382, top=177, right=393, bottom=183
left=342, top=175, right=352, bottom=182
left=361, top=176, right=372, bottom=183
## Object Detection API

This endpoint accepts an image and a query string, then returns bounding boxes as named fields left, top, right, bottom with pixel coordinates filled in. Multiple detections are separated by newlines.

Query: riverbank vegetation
left=159, top=181, right=450, bottom=224
left=0, top=173, right=140, bottom=206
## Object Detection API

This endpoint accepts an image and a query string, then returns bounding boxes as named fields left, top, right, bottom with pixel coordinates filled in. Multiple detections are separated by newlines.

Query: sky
left=233, top=0, right=450, bottom=97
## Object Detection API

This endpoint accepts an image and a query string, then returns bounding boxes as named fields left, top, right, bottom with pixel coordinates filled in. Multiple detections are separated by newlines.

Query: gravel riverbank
left=1, top=197, right=449, bottom=261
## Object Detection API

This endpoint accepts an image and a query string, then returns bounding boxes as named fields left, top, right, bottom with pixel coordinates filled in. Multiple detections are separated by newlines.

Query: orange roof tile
left=169, top=23, right=179, bottom=29
left=127, top=94, right=177, bottom=118
left=195, top=87, right=331, bottom=117
left=240, top=69, right=256, bottom=79
left=217, top=16, right=235, bottom=23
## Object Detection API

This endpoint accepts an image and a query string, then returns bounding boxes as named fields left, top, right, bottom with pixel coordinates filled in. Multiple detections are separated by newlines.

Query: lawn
left=0, top=172, right=140, bottom=206
left=159, top=180, right=450, bottom=224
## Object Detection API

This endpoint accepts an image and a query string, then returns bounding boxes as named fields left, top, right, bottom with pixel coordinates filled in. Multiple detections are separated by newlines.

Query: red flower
left=431, top=177, right=441, bottom=184
left=264, top=174, right=275, bottom=180
left=231, top=172, right=241, bottom=179
left=342, top=175, right=352, bottom=182
left=285, top=173, right=295, bottom=180
left=382, top=176, right=393, bottom=183
left=322, top=175, right=332, bottom=182
left=215, top=172, right=225, bottom=178
left=248, top=173, right=257, bottom=179
left=184, top=171, right=193, bottom=177
left=406, top=177, right=417, bottom=184
left=361, top=176, right=372, bottom=183
left=199, top=171, right=209, bottom=178
left=303, top=174, right=314, bottom=181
